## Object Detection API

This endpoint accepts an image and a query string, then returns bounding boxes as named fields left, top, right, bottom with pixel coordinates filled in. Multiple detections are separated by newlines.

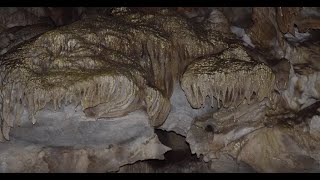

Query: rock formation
left=0, top=7, right=319, bottom=173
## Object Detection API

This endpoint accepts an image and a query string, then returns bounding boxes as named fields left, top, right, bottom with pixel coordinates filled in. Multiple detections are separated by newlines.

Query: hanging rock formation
left=0, top=7, right=320, bottom=173
left=181, top=46, right=275, bottom=109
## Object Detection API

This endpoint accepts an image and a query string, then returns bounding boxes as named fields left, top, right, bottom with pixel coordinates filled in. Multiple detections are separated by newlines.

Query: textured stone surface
left=283, top=67, right=320, bottom=111
left=119, top=130, right=255, bottom=173
left=0, top=7, right=84, bottom=29
left=186, top=99, right=320, bottom=172
left=1, top=7, right=320, bottom=173
left=181, top=50, right=275, bottom=109
left=236, top=126, right=320, bottom=173
left=0, top=23, right=55, bottom=55
left=0, top=105, right=170, bottom=172
left=0, top=8, right=232, bottom=139
left=159, top=84, right=216, bottom=136
left=0, top=8, right=231, bottom=172
left=186, top=100, right=267, bottom=162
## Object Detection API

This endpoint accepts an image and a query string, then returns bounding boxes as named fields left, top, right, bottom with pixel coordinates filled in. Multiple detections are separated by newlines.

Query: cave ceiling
left=0, top=7, right=320, bottom=173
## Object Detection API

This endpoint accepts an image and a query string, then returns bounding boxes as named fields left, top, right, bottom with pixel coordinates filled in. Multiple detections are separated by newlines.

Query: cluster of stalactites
left=0, top=8, right=233, bottom=141
left=0, top=73, right=145, bottom=141
left=181, top=56, right=275, bottom=109
left=25, top=12, right=226, bottom=97
left=106, top=8, right=230, bottom=96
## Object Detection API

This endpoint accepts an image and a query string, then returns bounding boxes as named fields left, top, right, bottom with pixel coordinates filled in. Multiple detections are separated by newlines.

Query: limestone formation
left=0, top=23, right=55, bottom=55
left=0, top=7, right=234, bottom=140
left=0, top=7, right=320, bottom=173
left=159, top=84, right=216, bottom=136
left=0, top=106, right=170, bottom=172
left=181, top=47, right=275, bottom=109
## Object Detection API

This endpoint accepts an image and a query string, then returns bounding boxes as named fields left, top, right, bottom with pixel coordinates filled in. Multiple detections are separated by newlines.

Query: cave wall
left=0, top=7, right=320, bottom=173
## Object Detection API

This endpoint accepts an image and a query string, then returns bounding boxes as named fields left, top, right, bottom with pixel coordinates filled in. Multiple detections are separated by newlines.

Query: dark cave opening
left=154, top=129, right=195, bottom=164
left=118, top=129, right=210, bottom=173
left=119, top=129, right=257, bottom=173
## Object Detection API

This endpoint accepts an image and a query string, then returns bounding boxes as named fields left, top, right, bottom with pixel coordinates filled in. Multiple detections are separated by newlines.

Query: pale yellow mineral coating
left=0, top=59, right=147, bottom=140
left=181, top=55, right=275, bottom=109
left=0, top=8, right=231, bottom=140
left=108, top=8, right=230, bottom=96
left=218, top=45, right=252, bottom=62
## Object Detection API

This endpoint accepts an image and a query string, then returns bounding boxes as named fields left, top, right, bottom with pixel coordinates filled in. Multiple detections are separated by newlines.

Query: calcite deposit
left=0, top=106, right=170, bottom=172
left=181, top=47, right=275, bottom=109
left=0, top=7, right=320, bottom=173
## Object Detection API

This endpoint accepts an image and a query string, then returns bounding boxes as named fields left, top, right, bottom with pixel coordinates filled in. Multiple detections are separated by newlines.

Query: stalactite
left=0, top=7, right=232, bottom=140
left=181, top=55, right=275, bottom=109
